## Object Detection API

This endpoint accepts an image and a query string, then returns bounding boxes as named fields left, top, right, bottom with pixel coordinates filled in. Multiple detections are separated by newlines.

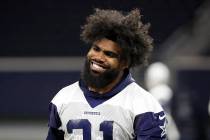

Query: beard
left=81, top=58, right=121, bottom=89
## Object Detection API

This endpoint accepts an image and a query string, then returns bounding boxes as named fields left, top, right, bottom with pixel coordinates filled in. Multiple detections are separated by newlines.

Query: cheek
left=109, top=60, right=121, bottom=69
left=87, top=49, right=97, bottom=58
left=86, top=51, right=92, bottom=59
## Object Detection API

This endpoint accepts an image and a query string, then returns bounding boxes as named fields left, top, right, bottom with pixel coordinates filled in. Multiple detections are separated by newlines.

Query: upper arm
left=46, top=127, right=64, bottom=140
left=133, top=111, right=167, bottom=140
left=46, top=103, right=64, bottom=140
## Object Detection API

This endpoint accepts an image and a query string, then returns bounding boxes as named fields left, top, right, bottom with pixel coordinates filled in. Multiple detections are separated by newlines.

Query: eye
left=92, top=45, right=100, bottom=52
left=104, top=51, right=119, bottom=58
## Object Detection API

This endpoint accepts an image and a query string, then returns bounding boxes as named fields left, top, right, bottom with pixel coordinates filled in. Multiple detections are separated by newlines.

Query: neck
left=88, top=71, right=124, bottom=94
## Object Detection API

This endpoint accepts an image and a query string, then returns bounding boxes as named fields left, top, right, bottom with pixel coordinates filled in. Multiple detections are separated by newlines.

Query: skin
left=86, top=38, right=128, bottom=94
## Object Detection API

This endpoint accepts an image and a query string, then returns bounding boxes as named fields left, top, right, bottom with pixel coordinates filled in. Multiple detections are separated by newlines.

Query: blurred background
left=0, top=0, right=209, bottom=139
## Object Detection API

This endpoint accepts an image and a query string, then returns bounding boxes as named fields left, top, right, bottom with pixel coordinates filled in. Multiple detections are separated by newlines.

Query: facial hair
left=81, top=58, right=120, bottom=89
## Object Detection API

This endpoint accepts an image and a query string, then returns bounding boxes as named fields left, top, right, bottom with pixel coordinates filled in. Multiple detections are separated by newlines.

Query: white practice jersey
left=46, top=73, right=167, bottom=140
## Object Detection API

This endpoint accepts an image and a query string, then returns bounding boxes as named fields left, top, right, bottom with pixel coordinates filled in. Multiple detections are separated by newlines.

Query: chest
left=59, top=101, right=135, bottom=140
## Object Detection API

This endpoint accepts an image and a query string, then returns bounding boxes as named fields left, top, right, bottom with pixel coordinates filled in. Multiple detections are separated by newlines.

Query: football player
left=46, top=8, right=167, bottom=140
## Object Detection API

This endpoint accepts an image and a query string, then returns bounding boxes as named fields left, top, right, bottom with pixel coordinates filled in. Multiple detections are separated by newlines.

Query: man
left=46, top=9, right=167, bottom=140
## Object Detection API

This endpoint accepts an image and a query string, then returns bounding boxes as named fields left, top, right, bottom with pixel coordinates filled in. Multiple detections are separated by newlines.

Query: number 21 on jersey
left=67, top=119, right=113, bottom=140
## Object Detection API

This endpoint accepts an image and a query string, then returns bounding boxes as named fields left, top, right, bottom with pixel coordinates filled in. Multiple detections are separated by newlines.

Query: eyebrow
left=92, top=44, right=120, bottom=59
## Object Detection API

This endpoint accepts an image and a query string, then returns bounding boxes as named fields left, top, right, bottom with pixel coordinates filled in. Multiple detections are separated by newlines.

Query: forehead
left=93, top=38, right=122, bottom=53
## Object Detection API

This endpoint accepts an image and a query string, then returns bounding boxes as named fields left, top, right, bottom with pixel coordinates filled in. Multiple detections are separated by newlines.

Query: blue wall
left=0, top=71, right=80, bottom=119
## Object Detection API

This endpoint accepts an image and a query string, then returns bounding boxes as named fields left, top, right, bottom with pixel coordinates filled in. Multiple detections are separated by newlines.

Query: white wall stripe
left=0, top=56, right=209, bottom=72
left=168, top=56, right=210, bottom=70
left=0, top=57, right=84, bottom=72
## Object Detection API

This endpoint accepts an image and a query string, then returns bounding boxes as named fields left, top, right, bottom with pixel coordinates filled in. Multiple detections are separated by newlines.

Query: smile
left=90, top=61, right=107, bottom=73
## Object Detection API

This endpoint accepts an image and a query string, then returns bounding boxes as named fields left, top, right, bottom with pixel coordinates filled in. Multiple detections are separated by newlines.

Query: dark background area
left=0, top=0, right=204, bottom=56
left=0, top=71, right=80, bottom=119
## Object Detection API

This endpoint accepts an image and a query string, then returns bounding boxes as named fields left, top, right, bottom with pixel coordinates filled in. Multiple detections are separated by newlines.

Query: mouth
left=90, top=60, right=107, bottom=73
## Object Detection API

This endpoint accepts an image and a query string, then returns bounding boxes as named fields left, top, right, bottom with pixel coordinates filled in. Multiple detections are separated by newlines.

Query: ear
left=120, top=59, right=129, bottom=70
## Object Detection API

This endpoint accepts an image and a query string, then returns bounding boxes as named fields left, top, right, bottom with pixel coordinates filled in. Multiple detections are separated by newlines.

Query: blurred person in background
left=145, top=62, right=180, bottom=140
left=46, top=8, right=167, bottom=140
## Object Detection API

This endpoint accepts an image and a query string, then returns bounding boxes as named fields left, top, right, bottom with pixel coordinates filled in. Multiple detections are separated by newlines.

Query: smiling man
left=46, top=9, right=167, bottom=140
left=82, top=38, right=127, bottom=94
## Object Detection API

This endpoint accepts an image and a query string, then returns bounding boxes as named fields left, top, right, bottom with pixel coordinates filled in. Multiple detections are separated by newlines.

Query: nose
left=94, top=51, right=106, bottom=63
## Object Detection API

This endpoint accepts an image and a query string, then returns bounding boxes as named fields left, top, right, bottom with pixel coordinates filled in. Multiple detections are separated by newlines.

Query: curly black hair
left=81, top=8, right=154, bottom=68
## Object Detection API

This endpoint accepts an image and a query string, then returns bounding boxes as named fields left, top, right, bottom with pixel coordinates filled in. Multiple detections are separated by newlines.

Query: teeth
left=91, top=62, right=106, bottom=72
left=93, top=63, right=103, bottom=69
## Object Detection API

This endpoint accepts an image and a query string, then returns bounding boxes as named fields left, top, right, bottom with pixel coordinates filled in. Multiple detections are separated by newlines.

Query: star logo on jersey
left=159, top=119, right=167, bottom=137
left=159, top=114, right=166, bottom=120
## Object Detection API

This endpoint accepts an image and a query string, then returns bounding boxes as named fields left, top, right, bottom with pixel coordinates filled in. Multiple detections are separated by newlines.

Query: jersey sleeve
left=133, top=111, right=167, bottom=140
left=46, top=102, right=64, bottom=140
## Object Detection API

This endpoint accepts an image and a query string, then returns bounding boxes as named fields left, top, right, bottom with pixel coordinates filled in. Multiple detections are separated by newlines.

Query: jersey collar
left=79, top=71, right=135, bottom=108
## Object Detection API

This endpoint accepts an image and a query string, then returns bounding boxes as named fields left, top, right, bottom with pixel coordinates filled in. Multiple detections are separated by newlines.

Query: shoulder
left=126, top=83, right=167, bottom=139
left=123, top=82, right=164, bottom=115
left=51, top=81, right=81, bottom=106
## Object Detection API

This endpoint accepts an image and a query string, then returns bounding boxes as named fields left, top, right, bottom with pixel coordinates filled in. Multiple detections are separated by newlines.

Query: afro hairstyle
left=81, top=8, right=154, bottom=68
